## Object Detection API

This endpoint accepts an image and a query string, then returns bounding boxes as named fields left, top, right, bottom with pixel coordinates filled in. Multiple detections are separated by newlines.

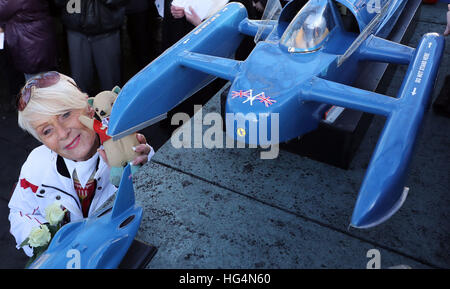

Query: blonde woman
left=8, top=71, right=154, bottom=257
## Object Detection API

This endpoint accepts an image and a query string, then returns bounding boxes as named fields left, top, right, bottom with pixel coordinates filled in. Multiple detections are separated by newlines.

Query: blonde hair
left=18, top=72, right=89, bottom=140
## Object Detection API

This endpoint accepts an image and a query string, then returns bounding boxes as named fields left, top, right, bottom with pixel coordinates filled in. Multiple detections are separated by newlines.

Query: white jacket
left=8, top=145, right=117, bottom=257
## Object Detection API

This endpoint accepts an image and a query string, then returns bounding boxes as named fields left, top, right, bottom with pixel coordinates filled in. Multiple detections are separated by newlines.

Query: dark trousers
left=126, top=10, right=154, bottom=70
left=161, top=0, right=195, bottom=52
left=66, top=29, right=122, bottom=95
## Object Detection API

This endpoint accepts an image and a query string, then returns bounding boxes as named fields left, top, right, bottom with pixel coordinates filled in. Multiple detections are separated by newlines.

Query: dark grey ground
left=0, top=2, right=449, bottom=269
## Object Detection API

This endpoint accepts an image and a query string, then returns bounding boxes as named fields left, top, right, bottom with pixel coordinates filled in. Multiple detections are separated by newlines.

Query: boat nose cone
left=350, top=187, right=409, bottom=229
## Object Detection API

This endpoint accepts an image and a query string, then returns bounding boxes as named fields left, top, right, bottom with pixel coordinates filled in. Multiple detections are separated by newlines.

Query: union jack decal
left=231, top=90, right=252, bottom=99
left=255, top=92, right=277, bottom=107
left=232, top=89, right=277, bottom=107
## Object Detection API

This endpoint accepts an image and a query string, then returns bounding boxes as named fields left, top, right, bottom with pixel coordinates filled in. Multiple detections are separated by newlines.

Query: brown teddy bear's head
left=88, top=86, right=120, bottom=120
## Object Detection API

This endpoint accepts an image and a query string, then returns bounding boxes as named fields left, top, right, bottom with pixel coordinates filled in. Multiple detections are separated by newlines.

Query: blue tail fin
left=111, top=164, right=135, bottom=219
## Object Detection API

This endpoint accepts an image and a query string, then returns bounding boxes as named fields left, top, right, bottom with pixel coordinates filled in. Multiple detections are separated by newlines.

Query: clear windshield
left=280, top=2, right=335, bottom=52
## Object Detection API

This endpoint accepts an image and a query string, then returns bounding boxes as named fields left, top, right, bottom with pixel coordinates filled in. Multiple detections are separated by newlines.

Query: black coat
left=125, top=0, right=149, bottom=14
left=0, top=0, right=57, bottom=74
left=53, top=0, right=129, bottom=35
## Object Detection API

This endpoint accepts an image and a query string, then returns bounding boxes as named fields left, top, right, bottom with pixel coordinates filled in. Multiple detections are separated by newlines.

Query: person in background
left=160, top=0, right=195, bottom=51
left=170, top=0, right=231, bottom=27
left=125, top=0, right=155, bottom=72
left=161, top=1, right=266, bottom=53
left=0, top=0, right=57, bottom=81
left=53, top=0, right=129, bottom=96
left=171, top=5, right=202, bottom=26
left=0, top=28, right=26, bottom=113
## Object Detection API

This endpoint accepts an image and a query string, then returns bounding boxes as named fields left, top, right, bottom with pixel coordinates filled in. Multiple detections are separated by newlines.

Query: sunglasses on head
left=16, top=71, right=61, bottom=111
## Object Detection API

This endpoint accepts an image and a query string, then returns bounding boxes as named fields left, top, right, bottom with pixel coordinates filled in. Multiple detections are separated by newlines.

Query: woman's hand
left=171, top=5, right=185, bottom=19
left=131, top=133, right=153, bottom=166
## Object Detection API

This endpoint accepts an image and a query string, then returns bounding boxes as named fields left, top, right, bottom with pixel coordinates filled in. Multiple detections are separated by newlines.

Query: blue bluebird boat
left=108, top=0, right=444, bottom=229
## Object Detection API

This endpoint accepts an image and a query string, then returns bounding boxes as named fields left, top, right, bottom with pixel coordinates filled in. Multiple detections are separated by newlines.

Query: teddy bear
left=79, top=86, right=141, bottom=186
